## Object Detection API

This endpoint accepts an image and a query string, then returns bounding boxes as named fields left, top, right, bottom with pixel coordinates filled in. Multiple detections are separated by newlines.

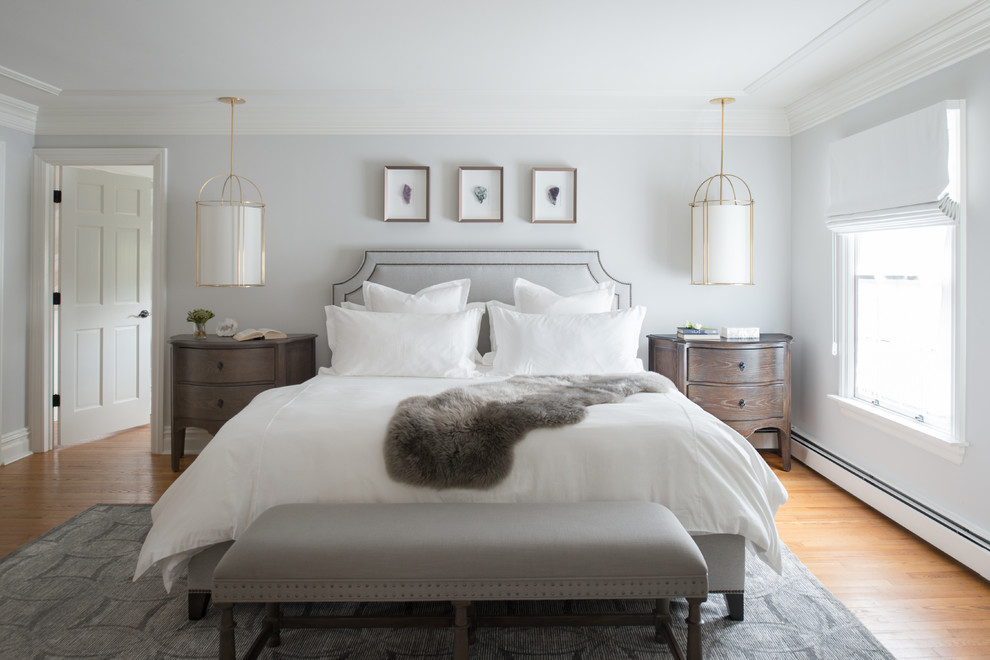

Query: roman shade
left=825, top=100, right=961, bottom=233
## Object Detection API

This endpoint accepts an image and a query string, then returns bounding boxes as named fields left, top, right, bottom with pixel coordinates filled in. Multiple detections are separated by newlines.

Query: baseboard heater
left=791, top=430, right=990, bottom=556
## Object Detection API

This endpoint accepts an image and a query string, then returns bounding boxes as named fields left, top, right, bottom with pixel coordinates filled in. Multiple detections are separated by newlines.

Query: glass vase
left=193, top=322, right=207, bottom=338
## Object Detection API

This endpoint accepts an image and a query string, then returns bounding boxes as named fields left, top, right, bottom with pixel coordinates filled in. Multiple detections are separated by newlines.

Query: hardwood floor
left=0, top=425, right=183, bottom=555
left=763, top=452, right=990, bottom=659
left=1, top=430, right=988, bottom=658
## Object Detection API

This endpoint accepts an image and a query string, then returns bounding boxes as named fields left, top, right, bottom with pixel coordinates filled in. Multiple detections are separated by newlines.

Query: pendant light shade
left=196, top=97, right=265, bottom=287
left=689, top=98, right=754, bottom=285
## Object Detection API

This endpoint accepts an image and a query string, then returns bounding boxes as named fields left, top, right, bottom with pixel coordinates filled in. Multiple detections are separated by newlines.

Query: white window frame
left=829, top=102, right=967, bottom=464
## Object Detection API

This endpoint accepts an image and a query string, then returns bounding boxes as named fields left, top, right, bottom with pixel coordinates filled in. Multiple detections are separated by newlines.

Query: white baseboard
left=1, top=428, right=32, bottom=465
left=791, top=427, right=990, bottom=581
left=161, top=426, right=211, bottom=456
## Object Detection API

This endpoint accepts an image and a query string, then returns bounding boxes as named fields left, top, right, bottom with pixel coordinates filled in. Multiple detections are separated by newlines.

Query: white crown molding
left=34, top=103, right=791, bottom=136
left=787, top=0, right=990, bottom=134
left=745, top=0, right=892, bottom=94
left=0, top=65, right=61, bottom=96
left=0, top=92, right=38, bottom=134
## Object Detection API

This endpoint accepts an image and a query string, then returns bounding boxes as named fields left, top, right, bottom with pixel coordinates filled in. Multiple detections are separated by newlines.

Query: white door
left=59, top=167, right=153, bottom=444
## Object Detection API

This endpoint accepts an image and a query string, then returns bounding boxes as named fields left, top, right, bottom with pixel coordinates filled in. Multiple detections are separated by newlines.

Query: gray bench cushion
left=213, top=501, right=707, bottom=602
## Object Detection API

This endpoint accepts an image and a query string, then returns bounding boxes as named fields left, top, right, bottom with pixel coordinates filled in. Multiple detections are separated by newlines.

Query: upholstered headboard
left=331, top=249, right=631, bottom=354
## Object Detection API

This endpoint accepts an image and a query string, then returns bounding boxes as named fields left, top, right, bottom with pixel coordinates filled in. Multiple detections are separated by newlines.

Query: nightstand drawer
left=687, top=347, right=785, bottom=384
left=173, top=383, right=271, bottom=420
left=173, top=347, right=276, bottom=384
left=687, top=384, right=785, bottom=421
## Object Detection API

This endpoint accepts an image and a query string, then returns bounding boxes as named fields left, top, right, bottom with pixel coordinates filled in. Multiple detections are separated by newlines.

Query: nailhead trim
left=213, top=577, right=708, bottom=603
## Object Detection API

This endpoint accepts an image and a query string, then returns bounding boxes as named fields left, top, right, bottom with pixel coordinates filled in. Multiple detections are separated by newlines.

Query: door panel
left=114, top=325, right=140, bottom=402
left=115, top=228, right=141, bottom=303
left=74, top=329, right=103, bottom=410
left=59, top=167, right=152, bottom=444
left=75, top=182, right=103, bottom=212
left=74, top=226, right=103, bottom=305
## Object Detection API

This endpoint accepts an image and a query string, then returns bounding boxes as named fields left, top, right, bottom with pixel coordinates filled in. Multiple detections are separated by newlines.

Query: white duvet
left=135, top=373, right=788, bottom=590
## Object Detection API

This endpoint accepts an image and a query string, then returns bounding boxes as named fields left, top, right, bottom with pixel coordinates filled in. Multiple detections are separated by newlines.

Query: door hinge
left=53, top=190, right=62, bottom=204
left=52, top=394, right=60, bottom=408
left=53, top=292, right=61, bottom=305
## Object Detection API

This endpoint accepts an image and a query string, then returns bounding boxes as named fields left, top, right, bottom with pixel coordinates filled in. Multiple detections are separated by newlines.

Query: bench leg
left=188, top=592, right=211, bottom=620
left=467, top=602, right=477, bottom=644
left=217, top=602, right=236, bottom=660
left=452, top=600, right=471, bottom=660
left=686, top=597, right=703, bottom=660
left=725, top=592, right=744, bottom=620
left=654, top=598, right=670, bottom=643
left=266, top=603, right=281, bottom=647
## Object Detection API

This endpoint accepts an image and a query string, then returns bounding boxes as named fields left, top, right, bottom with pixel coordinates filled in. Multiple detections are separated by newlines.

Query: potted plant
left=186, top=308, right=214, bottom=338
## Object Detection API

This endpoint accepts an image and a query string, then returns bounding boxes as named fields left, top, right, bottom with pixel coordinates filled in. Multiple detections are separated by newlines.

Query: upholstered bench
left=212, top=501, right=708, bottom=660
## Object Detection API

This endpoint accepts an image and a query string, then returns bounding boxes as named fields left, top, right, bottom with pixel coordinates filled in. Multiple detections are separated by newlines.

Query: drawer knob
left=738, top=399, right=746, bottom=408
left=217, top=361, right=224, bottom=371
left=217, top=398, right=224, bottom=409
left=738, top=361, right=746, bottom=371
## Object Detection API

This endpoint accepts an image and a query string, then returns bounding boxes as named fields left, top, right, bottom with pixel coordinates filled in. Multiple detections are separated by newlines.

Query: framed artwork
left=532, top=168, right=577, bottom=223
left=384, top=166, right=430, bottom=222
left=458, top=166, right=503, bottom=222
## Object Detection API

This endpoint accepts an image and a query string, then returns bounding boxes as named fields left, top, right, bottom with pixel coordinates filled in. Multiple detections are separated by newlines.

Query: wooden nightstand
left=648, top=333, right=793, bottom=470
left=169, top=334, right=316, bottom=471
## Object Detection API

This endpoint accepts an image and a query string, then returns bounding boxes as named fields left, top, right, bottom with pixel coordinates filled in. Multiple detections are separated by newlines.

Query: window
left=827, top=101, right=965, bottom=459
left=847, top=225, right=954, bottom=434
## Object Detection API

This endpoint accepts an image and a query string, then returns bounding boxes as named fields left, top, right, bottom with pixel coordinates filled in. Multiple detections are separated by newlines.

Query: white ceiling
left=1, top=0, right=989, bottom=135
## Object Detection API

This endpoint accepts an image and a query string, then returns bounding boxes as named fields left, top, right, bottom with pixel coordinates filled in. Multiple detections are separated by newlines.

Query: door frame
left=28, top=148, right=167, bottom=454
left=0, top=141, right=5, bottom=449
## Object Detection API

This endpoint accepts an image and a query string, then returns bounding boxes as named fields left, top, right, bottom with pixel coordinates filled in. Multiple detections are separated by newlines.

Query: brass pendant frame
left=690, top=173, right=754, bottom=285
left=196, top=174, right=266, bottom=287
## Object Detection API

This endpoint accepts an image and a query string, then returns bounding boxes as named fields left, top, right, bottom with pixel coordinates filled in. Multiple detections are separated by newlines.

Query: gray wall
left=1, top=125, right=34, bottom=435
left=790, top=50, right=990, bottom=536
left=34, top=134, right=792, bottom=380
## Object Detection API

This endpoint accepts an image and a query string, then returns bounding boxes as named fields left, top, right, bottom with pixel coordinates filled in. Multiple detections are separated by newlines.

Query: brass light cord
left=709, top=96, right=735, bottom=203
left=216, top=97, right=246, bottom=206
left=228, top=98, right=234, bottom=205
left=719, top=98, right=725, bottom=201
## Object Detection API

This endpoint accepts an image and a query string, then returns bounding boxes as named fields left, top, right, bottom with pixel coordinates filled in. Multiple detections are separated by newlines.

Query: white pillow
left=328, top=306, right=483, bottom=377
left=482, top=280, right=616, bottom=364
left=326, top=299, right=486, bottom=362
left=489, top=305, right=646, bottom=375
left=513, top=278, right=615, bottom=314
left=324, top=301, right=366, bottom=350
left=363, top=279, right=470, bottom=313
left=481, top=300, right=516, bottom=362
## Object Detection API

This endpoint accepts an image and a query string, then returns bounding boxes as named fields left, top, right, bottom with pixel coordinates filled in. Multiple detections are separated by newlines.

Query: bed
left=135, top=249, right=787, bottom=621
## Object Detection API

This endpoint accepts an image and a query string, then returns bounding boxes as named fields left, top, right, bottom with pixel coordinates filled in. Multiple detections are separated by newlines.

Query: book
left=232, top=328, right=287, bottom=341
left=677, top=332, right=722, bottom=340
left=676, top=326, right=719, bottom=339
left=721, top=326, right=760, bottom=339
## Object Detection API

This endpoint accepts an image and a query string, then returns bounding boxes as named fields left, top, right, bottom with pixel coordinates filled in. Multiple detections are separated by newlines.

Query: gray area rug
left=0, top=504, right=894, bottom=659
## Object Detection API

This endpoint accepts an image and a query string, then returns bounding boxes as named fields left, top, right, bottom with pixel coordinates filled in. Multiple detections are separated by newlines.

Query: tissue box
left=721, top=327, right=760, bottom=339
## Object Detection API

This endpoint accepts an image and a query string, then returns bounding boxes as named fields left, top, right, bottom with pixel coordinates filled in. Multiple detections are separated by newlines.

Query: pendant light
left=689, top=97, right=754, bottom=285
left=196, top=97, right=265, bottom=286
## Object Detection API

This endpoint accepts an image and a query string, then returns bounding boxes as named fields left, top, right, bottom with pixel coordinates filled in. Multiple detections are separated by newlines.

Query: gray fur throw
left=384, top=372, right=670, bottom=490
